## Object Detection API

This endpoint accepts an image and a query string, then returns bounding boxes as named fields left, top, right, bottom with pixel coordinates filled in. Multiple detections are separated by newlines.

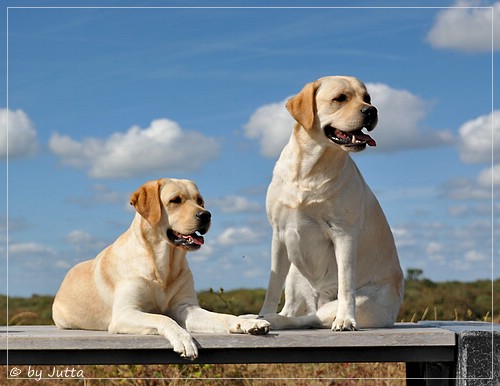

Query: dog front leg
left=259, top=234, right=290, bottom=315
left=332, top=236, right=358, bottom=331
left=109, top=284, right=199, bottom=359
left=172, top=304, right=270, bottom=335
left=109, top=309, right=198, bottom=359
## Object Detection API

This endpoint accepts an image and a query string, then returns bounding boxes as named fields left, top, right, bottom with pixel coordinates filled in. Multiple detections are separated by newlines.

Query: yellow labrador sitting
left=258, top=76, right=404, bottom=331
left=53, top=178, right=270, bottom=359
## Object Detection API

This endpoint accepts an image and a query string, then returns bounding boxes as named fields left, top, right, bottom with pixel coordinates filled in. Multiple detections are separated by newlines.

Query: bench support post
left=406, top=362, right=455, bottom=386
left=455, top=330, right=499, bottom=386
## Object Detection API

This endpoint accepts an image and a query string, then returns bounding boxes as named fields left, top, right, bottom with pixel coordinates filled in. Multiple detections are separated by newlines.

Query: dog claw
left=248, top=320, right=271, bottom=335
left=332, top=319, right=358, bottom=332
left=250, top=324, right=270, bottom=335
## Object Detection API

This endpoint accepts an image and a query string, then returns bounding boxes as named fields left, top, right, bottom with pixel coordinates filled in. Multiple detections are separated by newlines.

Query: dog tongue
left=188, top=233, right=204, bottom=245
left=354, top=131, right=376, bottom=147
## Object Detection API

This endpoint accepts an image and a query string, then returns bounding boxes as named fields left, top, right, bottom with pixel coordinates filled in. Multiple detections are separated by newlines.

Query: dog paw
left=164, top=329, right=199, bottom=360
left=247, top=320, right=271, bottom=335
left=232, top=318, right=270, bottom=335
left=176, top=340, right=198, bottom=360
left=331, top=316, right=358, bottom=331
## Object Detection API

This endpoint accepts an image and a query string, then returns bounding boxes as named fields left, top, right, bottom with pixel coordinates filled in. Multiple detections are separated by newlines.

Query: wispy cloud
left=209, top=195, right=262, bottom=214
left=65, top=184, right=129, bottom=208
left=394, top=218, right=494, bottom=280
left=9, top=242, right=56, bottom=256
left=65, top=229, right=108, bottom=255
left=439, top=177, right=493, bottom=200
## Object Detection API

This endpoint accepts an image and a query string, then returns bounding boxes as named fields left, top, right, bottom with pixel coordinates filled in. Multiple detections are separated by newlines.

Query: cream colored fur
left=259, top=76, right=404, bottom=331
left=53, top=178, right=269, bottom=359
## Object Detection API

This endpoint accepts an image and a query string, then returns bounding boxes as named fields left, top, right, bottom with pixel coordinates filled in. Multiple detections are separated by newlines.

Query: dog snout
left=360, top=105, right=378, bottom=130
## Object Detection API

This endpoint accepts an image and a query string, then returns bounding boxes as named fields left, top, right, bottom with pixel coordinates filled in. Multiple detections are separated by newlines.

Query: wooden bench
left=1, top=321, right=498, bottom=385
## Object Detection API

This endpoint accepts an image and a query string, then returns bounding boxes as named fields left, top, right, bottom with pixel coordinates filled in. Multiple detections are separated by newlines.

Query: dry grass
left=2, top=363, right=406, bottom=385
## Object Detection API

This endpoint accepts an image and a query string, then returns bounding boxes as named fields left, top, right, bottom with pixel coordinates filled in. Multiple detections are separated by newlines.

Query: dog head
left=286, top=76, right=378, bottom=153
left=130, top=178, right=211, bottom=251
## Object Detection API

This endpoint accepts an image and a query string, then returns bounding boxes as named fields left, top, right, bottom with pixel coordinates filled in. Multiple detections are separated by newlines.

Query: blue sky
left=1, top=1, right=498, bottom=297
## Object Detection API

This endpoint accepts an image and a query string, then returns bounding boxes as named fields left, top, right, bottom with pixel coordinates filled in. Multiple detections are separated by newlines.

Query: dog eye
left=197, top=197, right=204, bottom=207
left=333, top=94, right=347, bottom=103
left=363, top=94, right=371, bottom=104
left=170, top=196, right=182, bottom=204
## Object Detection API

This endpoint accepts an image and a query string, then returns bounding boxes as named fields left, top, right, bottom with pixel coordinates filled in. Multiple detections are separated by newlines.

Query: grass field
left=2, top=276, right=498, bottom=384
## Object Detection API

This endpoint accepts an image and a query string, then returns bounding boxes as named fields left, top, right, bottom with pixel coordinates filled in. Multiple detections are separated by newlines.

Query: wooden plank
left=1, top=324, right=457, bottom=351
left=0, top=323, right=458, bottom=365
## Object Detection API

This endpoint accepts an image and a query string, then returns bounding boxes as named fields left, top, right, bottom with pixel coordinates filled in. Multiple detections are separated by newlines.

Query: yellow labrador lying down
left=258, top=76, right=404, bottom=331
left=53, top=178, right=270, bottom=359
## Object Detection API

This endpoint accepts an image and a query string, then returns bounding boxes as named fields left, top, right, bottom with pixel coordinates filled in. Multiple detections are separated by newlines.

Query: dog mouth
left=167, top=229, right=205, bottom=250
left=324, top=125, right=377, bottom=148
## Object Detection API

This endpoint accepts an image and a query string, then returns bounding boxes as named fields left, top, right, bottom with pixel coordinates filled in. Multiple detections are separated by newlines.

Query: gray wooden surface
left=1, top=323, right=456, bottom=350
left=2, top=322, right=499, bottom=385
left=1, top=323, right=457, bottom=365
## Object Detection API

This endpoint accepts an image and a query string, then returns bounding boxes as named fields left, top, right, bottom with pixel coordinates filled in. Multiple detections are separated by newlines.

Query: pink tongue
left=188, top=234, right=204, bottom=245
left=354, top=132, right=376, bottom=147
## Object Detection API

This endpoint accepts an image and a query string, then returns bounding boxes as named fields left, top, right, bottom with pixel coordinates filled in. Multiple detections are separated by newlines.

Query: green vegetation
left=1, top=294, right=54, bottom=326
left=2, top=275, right=499, bottom=326
left=400, top=277, right=498, bottom=323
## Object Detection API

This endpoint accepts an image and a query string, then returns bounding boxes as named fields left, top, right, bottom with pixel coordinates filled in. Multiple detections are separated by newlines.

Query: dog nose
left=361, top=105, right=377, bottom=118
left=196, top=210, right=211, bottom=224
left=361, top=105, right=378, bottom=130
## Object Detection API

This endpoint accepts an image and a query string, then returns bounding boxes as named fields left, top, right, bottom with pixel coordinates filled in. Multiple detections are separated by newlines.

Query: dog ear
left=286, top=81, right=320, bottom=130
left=130, top=180, right=163, bottom=226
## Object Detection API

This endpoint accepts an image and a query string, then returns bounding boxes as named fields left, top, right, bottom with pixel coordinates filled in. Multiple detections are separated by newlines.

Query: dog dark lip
left=323, top=125, right=376, bottom=148
left=167, top=229, right=204, bottom=250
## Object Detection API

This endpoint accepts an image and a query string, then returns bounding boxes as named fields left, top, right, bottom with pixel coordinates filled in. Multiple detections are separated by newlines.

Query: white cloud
left=442, top=110, right=499, bottom=208
left=477, top=163, right=500, bottom=187
left=366, top=83, right=453, bottom=153
left=244, top=97, right=294, bottom=158
left=244, top=84, right=453, bottom=158
left=427, top=1, right=500, bottom=53
left=458, top=110, right=499, bottom=164
left=216, top=227, right=261, bottom=246
left=209, top=195, right=262, bottom=214
left=455, top=109, right=499, bottom=200
left=49, top=118, right=219, bottom=178
left=0, top=108, right=38, bottom=159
